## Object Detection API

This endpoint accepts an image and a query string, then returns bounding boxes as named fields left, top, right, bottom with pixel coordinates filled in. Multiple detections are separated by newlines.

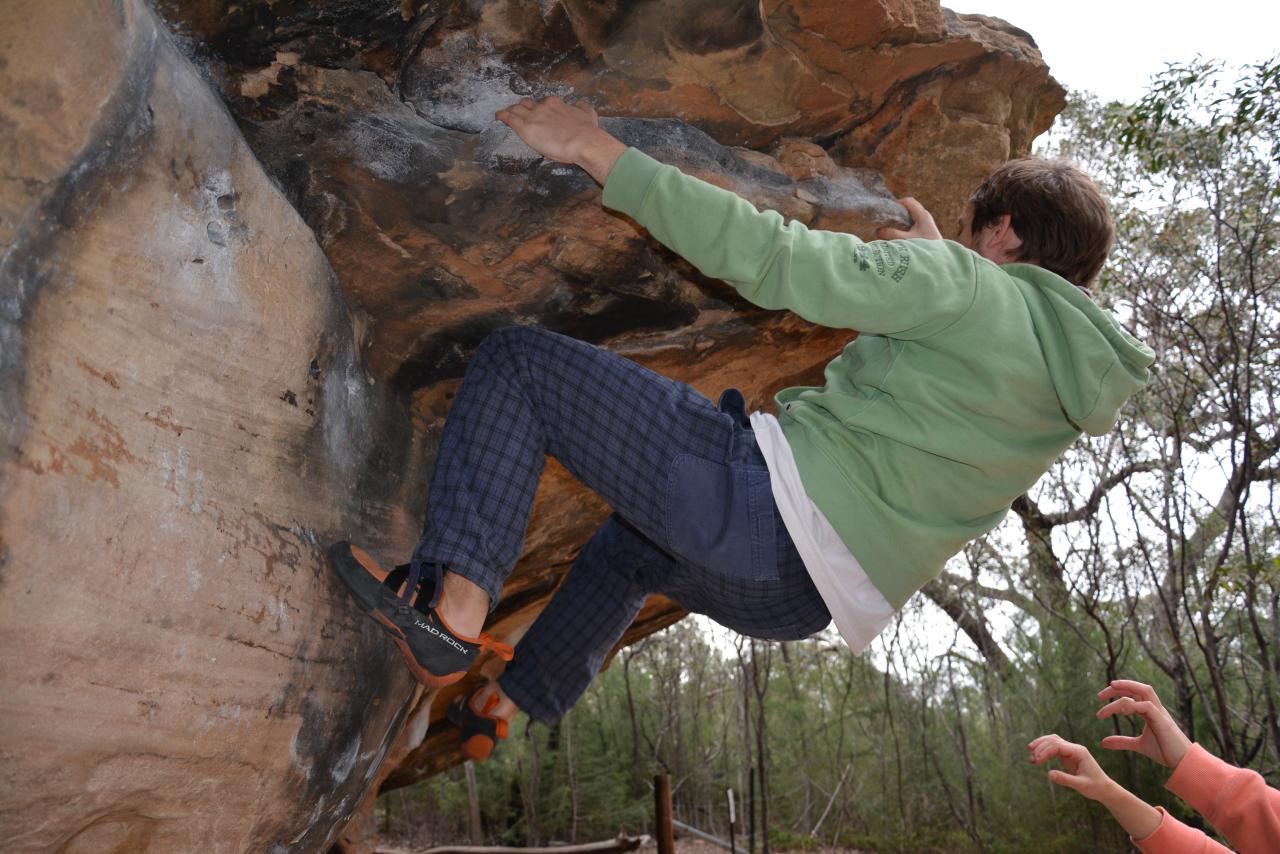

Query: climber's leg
left=333, top=325, right=828, bottom=690
left=497, top=515, right=662, bottom=724
left=493, top=498, right=830, bottom=728
left=411, top=325, right=766, bottom=631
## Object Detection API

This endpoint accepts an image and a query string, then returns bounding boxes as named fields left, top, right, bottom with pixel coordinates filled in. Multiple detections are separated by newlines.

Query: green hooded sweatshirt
left=602, top=148, right=1154, bottom=610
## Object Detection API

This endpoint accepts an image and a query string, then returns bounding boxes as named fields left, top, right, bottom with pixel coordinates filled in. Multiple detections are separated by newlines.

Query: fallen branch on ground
left=379, top=835, right=650, bottom=854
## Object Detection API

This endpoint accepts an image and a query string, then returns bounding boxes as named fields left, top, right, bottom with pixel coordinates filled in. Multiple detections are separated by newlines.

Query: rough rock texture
left=159, top=0, right=1063, bottom=250
left=1, top=0, right=1065, bottom=851
left=0, top=1, right=424, bottom=850
left=236, top=61, right=905, bottom=387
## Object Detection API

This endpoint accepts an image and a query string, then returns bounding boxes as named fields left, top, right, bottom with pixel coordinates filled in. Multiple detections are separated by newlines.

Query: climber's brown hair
left=969, top=157, right=1114, bottom=289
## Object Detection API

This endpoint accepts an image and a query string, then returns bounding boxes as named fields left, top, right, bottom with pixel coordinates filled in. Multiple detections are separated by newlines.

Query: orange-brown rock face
left=2, top=0, right=1064, bottom=850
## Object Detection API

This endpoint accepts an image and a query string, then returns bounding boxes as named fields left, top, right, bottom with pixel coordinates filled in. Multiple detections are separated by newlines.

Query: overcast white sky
left=951, top=0, right=1278, bottom=103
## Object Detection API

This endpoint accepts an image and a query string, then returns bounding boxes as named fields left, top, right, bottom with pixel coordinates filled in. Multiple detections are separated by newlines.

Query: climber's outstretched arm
left=495, top=96, right=975, bottom=338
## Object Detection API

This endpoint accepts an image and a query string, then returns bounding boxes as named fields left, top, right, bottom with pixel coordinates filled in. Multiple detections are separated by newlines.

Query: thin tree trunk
left=780, top=644, right=815, bottom=828
left=883, top=664, right=906, bottom=835
left=566, top=712, right=579, bottom=843
left=750, top=641, right=772, bottom=854
left=624, top=648, right=644, bottom=798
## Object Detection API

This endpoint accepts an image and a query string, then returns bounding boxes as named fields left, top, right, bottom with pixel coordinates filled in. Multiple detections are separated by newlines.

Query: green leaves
left=1109, top=55, right=1280, bottom=184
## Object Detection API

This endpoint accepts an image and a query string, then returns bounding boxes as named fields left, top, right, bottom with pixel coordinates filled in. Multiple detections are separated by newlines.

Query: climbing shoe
left=327, top=541, right=513, bottom=689
left=448, top=687, right=512, bottom=761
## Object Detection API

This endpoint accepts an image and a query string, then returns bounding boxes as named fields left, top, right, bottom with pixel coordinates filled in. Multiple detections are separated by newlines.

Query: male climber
left=328, top=96, right=1153, bottom=760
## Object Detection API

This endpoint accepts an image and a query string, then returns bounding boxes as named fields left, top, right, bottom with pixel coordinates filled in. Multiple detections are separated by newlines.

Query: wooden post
left=465, top=759, right=483, bottom=845
left=727, top=788, right=736, bottom=854
left=654, top=774, right=675, bottom=854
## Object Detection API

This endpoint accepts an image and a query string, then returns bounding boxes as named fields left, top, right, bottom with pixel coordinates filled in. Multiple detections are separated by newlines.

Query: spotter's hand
left=1028, top=734, right=1115, bottom=801
left=1097, top=679, right=1192, bottom=770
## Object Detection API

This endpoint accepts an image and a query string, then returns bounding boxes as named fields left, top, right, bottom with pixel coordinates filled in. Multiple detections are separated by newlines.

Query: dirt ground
left=380, top=837, right=864, bottom=853
left=639, top=840, right=866, bottom=854
left=642, top=841, right=739, bottom=854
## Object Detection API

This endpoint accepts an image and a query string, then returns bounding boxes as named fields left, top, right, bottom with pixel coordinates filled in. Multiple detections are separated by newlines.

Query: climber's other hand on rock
left=496, top=96, right=595, bottom=162
left=496, top=96, right=627, bottom=185
left=877, top=197, right=943, bottom=241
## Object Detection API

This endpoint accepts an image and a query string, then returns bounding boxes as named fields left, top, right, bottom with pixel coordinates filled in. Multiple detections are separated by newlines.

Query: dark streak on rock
left=669, top=0, right=764, bottom=55
left=389, top=310, right=518, bottom=390
left=251, top=622, right=414, bottom=851
left=155, top=0, right=408, bottom=73
left=0, top=4, right=160, bottom=527
left=415, top=267, right=478, bottom=301
left=226, top=633, right=298, bottom=660
left=389, top=280, right=700, bottom=391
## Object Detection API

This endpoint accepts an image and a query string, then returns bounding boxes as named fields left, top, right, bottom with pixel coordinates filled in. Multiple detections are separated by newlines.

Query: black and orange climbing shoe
left=327, top=541, right=513, bottom=689
left=448, top=687, right=512, bottom=761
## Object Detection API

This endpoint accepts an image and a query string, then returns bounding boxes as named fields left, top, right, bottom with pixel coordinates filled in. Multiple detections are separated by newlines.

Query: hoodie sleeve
left=601, top=147, right=978, bottom=340
left=1166, top=744, right=1280, bottom=851
left=1133, top=808, right=1233, bottom=854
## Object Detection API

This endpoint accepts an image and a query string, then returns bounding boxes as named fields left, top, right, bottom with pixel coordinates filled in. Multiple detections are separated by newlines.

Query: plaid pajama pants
left=412, top=326, right=830, bottom=724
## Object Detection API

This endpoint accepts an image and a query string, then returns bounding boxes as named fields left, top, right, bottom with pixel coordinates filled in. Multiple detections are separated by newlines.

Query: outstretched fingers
left=496, top=97, right=598, bottom=128
left=1095, top=679, right=1191, bottom=768
left=1028, top=734, right=1082, bottom=766
left=1098, top=679, right=1160, bottom=704
left=1097, top=697, right=1158, bottom=721
left=495, top=97, right=543, bottom=124
left=1101, top=735, right=1143, bottom=753
left=1028, top=734, right=1111, bottom=798
left=496, top=100, right=527, bottom=122
left=1046, top=766, right=1094, bottom=792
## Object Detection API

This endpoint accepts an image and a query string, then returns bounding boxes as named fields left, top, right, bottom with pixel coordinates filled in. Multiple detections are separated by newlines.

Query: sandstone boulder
left=0, top=1, right=422, bottom=850
left=1, top=0, right=1066, bottom=850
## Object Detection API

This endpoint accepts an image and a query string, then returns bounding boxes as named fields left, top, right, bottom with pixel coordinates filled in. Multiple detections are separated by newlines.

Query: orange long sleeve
left=1136, top=744, right=1280, bottom=854
left=1134, top=807, right=1232, bottom=853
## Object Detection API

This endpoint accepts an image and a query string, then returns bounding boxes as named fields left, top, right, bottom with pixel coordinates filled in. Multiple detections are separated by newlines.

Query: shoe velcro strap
left=478, top=634, right=514, bottom=661
left=475, top=694, right=509, bottom=740
left=400, top=560, right=424, bottom=608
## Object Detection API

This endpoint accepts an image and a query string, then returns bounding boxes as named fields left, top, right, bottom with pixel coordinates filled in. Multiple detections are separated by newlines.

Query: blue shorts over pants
left=412, top=326, right=830, bottom=724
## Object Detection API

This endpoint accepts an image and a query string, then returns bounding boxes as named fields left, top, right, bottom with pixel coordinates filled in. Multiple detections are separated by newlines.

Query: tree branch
left=1042, top=460, right=1165, bottom=527
left=937, top=570, right=1036, bottom=614
left=921, top=579, right=1013, bottom=678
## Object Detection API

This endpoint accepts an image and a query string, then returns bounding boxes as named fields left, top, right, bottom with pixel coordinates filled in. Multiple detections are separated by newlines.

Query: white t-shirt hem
left=749, top=411, right=894, bottom=653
